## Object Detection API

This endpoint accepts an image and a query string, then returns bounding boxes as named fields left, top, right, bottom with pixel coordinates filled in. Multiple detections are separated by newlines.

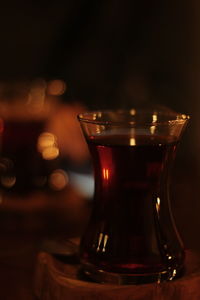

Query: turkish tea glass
left=78, top=108, right=189, bottom=284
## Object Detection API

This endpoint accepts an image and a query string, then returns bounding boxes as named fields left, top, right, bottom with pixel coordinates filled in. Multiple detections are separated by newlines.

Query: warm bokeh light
left=37, top=132, right=60, bottom=160
left=47, top=79, right=67, bottom=95
left=1, top=175, right=16, bottom=188
left=129, top=137, right=136, bottom=146
left=42, top=146, right=59, bottom=160
left=49, top=169, right=69, bottom=190
left=130, top=109, right=136, bottom=116
left=37, top=132, right=56, bottom=152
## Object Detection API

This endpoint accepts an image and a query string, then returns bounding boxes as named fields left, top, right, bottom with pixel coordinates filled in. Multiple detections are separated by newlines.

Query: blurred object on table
left=0, top=79, right=66, bottom=195
left=0, top=80, right=75, bottom=196
left=0, top=78, right=93, bottom=201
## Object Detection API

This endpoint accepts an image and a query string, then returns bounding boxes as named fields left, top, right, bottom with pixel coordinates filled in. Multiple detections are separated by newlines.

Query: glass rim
left=77, top=109, right=190, bottom=126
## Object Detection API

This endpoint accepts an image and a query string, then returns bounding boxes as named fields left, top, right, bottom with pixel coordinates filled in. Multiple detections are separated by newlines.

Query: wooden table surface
left=34, top=250, right=200, bottom=300
left=0, top=186, right=90, bottom=300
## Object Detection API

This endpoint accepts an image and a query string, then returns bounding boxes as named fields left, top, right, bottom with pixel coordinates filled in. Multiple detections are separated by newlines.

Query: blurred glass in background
left=0, top=79, right=92, bottom=198
left=0, top=80, right=61, bottom=195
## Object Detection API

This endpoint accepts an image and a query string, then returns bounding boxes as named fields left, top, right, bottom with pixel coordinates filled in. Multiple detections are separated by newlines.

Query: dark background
left=0, top=1, right=199, bottom=249
left=0, top=1, right=195, bottom=109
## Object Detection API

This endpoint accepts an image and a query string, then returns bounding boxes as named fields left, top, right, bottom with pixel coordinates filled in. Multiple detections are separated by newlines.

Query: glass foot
left=81, top=262, right=184, bottom=284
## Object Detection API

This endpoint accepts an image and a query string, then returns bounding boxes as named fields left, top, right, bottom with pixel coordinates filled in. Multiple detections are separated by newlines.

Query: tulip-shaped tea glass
left=78, top=108, right=189, bottom=284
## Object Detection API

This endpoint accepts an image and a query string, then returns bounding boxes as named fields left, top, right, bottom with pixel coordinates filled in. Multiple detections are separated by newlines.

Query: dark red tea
left=81, top=134, right=184, bottom=275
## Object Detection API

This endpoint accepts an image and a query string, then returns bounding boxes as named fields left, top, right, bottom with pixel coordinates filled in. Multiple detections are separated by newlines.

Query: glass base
left=81, top=262, right=184, bottom=284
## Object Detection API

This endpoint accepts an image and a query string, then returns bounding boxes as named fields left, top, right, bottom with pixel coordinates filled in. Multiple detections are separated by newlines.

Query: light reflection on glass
left=150, top=125, right=156, bottom=135
left=169, top=269, right=177, bottom=281
left=102, top=234, right=109, bottom=253
left=93, top=113, right=97, bottom=120
left=95, top=125, right=105, bottom=134
left=152, top=113, right=158, bottom=123
left=96, top=233, right=109, bottom=253
left=97, top=112, right=102, bottom=118
left=96, top=233, right=104, bottom=252
left=96, top=125, right=101, bottom=134
left=156, top=197, right=160, bottom=214
left=181, top=114, right=187, bottom=120
left=130, top=128, right=136, bottom=146
left=102, top=168, right=110, bottom=180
